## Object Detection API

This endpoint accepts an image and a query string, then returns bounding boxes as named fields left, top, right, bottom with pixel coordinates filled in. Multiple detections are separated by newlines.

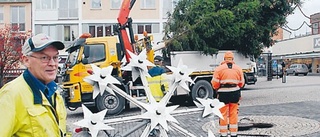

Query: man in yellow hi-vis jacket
left=0, top=33, right=67, bottom=136
left=211, top=51, right=244, bottom=137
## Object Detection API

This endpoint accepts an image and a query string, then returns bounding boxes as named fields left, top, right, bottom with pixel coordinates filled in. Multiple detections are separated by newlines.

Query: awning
left=273, top=52, right=320, bottom=59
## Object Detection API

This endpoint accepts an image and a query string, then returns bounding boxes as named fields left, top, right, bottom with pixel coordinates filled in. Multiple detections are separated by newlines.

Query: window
left=36, top=0, right=57, bottom=10
left=89, top=26, right=96, bottom=37
left=105, top=25, right=112, bottom=36
left=135, top=23, right=160, bottom=34
left=141, top=0, right=155, bottom=9
left=35, top=24, right=78, bottom=41
left=83, top=44, right=106, bottom=64
left=0, top=6, right=3, bottom=23
left=59, top=0, right=78, bottom=19
left=64, top=25, right=77, bottom=41
left=138, top=24, right=151, bottom=34
left=111, top=0, right=121, bottom=9
left=88, top=24, right=116, bottom=37
left=92, top=0, right=101, bottom=9
left=37, top=25, right=57, bottom=39
left=97, top=26, right=103, bottom=37
left=64, top=26, right=71, bottom=41
left=312, top=23, right=319, bottom=35
left=11, top=6, right=25, bottom=31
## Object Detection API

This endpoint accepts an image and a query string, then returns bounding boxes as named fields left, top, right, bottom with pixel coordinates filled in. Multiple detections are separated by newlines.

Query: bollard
left=281, top=62, right=286, bottom=83
left=282, top=72, right=286, bottom=83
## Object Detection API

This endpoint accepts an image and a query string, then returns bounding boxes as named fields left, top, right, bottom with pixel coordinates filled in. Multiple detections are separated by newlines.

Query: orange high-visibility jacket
left=211, top=61, right=244, bottom=91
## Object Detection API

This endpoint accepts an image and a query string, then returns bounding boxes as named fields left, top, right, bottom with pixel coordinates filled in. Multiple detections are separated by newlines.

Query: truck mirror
left=83, top=46, right=90, bottom=58
left=82, top=58, right=88, bottom=64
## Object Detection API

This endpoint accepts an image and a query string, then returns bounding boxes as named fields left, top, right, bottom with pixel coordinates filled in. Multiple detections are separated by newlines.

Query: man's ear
left=22, top=56, right=30, bottom=68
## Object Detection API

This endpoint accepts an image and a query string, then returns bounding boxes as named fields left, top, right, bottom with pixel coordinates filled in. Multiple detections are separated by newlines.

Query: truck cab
left=61, top=36, right=127, bottom=115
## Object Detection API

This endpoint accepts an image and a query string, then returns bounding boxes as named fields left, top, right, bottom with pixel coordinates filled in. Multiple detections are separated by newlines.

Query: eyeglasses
left=28, top=55, right=60, bottom=63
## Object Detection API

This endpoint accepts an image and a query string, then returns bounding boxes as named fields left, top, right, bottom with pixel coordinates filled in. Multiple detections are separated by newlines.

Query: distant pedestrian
left=0, top=33, right=67, bottom=136
left=211, top=51, right=244, bottom=137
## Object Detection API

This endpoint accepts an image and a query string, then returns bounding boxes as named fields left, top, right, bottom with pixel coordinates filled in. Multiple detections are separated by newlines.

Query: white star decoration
left=194, top=98, right=225, bottom=119
left=121, top=49, right=154, bottom=81
left=166, top=59, right=194, bottom=91
left=139, top=101, right=180, bottom=132
left=73, top=105, right=114, bottom=137
left=84, top=65, right=120, bottom=99
left=77, top=51, right=223, bottom=137
left=136, top=60, right=198, bottom=135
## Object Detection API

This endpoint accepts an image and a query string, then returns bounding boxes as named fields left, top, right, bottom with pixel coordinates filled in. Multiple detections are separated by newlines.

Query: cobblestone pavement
left=67, top=75, right=320, bottom=137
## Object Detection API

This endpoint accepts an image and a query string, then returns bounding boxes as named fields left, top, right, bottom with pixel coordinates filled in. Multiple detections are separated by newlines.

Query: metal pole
left=267, top=53, right=273, bottom=81
left=281, top=62, right=286, bottom=83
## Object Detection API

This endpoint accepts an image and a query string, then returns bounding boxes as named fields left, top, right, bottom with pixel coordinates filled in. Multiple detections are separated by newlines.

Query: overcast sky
left=285, top=0, right=320, bottom=36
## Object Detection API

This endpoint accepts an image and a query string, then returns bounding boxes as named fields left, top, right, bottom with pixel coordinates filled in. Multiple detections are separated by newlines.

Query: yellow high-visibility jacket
left=0, top=74, right=67, bottom=136
left=147, top=74, right=169, bottom=102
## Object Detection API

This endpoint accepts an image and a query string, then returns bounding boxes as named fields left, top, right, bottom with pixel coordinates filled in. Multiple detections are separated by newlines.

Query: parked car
left=285, top=64, right=308, bottom=76
left=272, top=64, right=283, bottom=78
left=58, top=55, right=67, bottom=74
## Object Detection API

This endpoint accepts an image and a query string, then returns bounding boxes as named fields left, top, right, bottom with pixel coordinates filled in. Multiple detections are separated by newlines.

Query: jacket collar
left=221, top=60, right=235, bottom=65
left=23, top=70, right=58, bottom=104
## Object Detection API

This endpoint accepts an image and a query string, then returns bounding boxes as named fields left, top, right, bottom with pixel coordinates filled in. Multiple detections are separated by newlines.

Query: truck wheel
left=95, top=92, right=125, bottom=115
left=191, top=80, right=213, bottom=101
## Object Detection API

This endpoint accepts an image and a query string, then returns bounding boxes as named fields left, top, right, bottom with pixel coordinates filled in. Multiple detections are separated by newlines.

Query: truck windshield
left=66, top=48, right=80, bottom=68
left=83, top=44, right=106, bottom=64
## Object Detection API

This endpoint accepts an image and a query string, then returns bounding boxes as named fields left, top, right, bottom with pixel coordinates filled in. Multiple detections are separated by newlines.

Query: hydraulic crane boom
left=117, top=0, right=136, bottom=62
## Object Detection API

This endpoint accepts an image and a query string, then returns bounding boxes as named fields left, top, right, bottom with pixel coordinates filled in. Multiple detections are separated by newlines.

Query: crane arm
left=117, top=0, right=136, bottom=62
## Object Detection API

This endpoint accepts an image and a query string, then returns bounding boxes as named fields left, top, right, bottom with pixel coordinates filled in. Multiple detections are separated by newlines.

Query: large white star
left=73, top=105, right=114, bottom=137
left=84, top=65, right=120, bottom=99
left=139, top=101, right=180, bottom=132
left=194, top=98, right=225, bottom=119
left=121, top=49, right=154, bottom=81
left=166, top=59, right=194, bottom=91
left=79, top=56, right=204, bottom=137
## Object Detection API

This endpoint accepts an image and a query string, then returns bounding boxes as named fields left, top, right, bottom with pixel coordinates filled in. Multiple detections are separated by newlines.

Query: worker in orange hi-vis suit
left=211, top=51, right=244, bottom=137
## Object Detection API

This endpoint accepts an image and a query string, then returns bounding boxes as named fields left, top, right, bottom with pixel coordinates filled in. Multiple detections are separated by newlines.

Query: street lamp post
left=267, top=52, right=273, bottom=81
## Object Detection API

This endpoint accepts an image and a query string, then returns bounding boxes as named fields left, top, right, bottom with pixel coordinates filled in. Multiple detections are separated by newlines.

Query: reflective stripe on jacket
left=0, top=75, right=67, bottom=137
left=211, top=61, right=244, bottom=92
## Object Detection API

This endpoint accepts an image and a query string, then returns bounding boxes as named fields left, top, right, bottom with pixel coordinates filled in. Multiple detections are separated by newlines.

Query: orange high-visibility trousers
left=219, top=103, right=239, bottom=137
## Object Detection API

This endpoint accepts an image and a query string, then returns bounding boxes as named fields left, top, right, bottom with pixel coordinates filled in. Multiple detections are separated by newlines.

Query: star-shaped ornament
left=121, top=49, right=154, bottom=81
left=73, top=105, right=114, bottom=137
left=139, top=101, right=180, bottom=132
left=84, top=65, right=120, bottom=99
left=166, top=59, right=194, bottom=91
left=194, top=98, right=225, bottom=119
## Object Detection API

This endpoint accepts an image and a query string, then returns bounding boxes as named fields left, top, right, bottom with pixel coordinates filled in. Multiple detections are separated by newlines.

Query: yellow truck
left=60, top=35, right=257, bottom=115
left=60, top=35, right=169, bottom=115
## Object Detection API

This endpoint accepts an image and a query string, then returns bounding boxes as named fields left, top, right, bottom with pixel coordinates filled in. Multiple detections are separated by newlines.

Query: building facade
left=311, top=12, right=320, bottom=35
left=33, top=0, right=179, bottom=47
left=272, top=34, right=320, bottom=73
left=0, top=0, right=32, bottom=31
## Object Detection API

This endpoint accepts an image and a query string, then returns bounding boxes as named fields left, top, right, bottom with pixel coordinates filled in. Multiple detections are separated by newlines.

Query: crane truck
left=60, top=0, right=257, bottom=115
